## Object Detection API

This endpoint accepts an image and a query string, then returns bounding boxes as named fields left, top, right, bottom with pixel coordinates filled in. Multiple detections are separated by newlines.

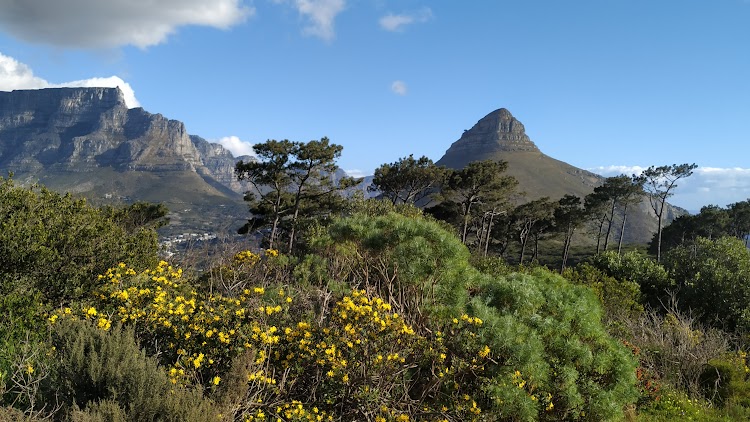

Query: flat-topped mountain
left=437, top=108, right=683, bottom=244
left=0, top=87, right=251, bottom=234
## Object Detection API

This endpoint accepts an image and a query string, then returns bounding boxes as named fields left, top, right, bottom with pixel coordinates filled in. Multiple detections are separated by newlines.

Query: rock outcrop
left=0, top=87, right=249, bottom=234
left=440, top=108, right=539, bottom=160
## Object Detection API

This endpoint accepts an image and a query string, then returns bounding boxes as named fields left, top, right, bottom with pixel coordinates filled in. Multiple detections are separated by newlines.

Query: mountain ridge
left=0, top=87, right=251, bottom=234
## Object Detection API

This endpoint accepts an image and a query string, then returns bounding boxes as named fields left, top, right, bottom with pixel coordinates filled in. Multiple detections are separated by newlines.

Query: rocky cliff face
left=0, top=87, right=244, bottom=189
left=0, top=87, right=251, bottom=234
left=440, top=108, right=540, bottom=162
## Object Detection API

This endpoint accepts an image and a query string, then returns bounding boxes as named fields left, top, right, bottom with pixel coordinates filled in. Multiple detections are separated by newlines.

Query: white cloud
left=278, top=0, right=346, bottom=41
left=588, top=165, right=647, bottom=177
left=0, top=52, right=48, bottom=90
left=49, top=77, right=140, bottom=108
left=379, top=7, right=433, bottom=32
left=589, top=165, right=750, bottom=211
left=215, top=136, right=256, bottom=158
left=0, top=52, right=140, bottom=108
left=344, top=169, right=366, bottom=178
left=391, top=80, right=407, bottom=95
left=0, top=0, right=252, bottom=48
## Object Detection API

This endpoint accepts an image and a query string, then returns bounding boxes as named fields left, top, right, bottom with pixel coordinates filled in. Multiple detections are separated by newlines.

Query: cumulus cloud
left=0, top=0, right=252, bottom=48
left=391, top=80, right=407, bottom=95
left=379, top=7, right=433, bottom=32
left=0, top=52, right=47, bottom=90
left=49, top=77, right=139, bottom=108
left=215, top=136, right=256, bottom=158
left=0, top=52, right=140, bottom=108
left=276, top=0, right=346, bottom=41
left=344, top=169, right=367, bottom=178
left=589, top=165, right=750, bottom=211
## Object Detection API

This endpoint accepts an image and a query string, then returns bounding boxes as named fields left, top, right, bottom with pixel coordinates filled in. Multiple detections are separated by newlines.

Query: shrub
left=701, top=352, right=750, bottom=407
left=0, top=177, right=159, bottom=305
left=49, top=318, right=218, bottom=421
left=664, top=237, right=750, bottom=332
left=471, top=269, right=640, bottom=421
left=625, top=305, right=730, bottom=398
left=562, top=262, right=643, bottom=333
left=589, top=251, right=674, bottom=309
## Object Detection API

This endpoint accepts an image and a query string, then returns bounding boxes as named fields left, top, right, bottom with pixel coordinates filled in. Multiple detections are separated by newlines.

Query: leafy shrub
left=470, top=269, right=640, bottom=421
left=0, top=177, right=159, bottom=305
left=562, top=262, right=643, bottom=333
left=49, top=318, right=218, bottom=421
left=589, top=251, right=674, bottom=309
left=664, top=237, right=750, bottom=331
left=304, top=213, right=639, bottom=420
left=701, top=352, right=750, bottom=407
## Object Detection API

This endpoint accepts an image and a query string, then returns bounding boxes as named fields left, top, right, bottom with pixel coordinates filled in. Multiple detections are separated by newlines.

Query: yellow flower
left=478, top=345, right=491, bottom=358
left=26, top=364, right=34, bottom=374
left=212, top=376, right=221, bottom=385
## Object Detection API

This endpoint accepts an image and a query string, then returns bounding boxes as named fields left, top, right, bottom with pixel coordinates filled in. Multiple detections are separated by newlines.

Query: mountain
left=0, top=87, right=251, bottom=235
left=436, top=108, right=684, bottom=244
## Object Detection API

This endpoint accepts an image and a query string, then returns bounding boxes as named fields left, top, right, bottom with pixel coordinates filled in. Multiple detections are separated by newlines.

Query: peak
left=436, top=107, right=539, bottom=168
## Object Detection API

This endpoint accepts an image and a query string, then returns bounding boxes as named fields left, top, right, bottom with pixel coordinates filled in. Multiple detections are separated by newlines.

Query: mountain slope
left=436, top=108, right=682, bottom=244
left=0, top=87, right=249, bottom=234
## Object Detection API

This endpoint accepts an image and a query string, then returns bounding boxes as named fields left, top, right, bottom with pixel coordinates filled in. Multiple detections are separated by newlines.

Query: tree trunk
left=596, top=216, right=605, bottom=254
left=561, top=225, right=574, bottom=272
left=617, top=203, right=629, bottom=254
left=461, top=201, right=474, bottom=244
left=603, top=200, right=616, bottom=251
left=656, top=198, right=666, bottom=262
left=484, top=211, right=496, bottom=257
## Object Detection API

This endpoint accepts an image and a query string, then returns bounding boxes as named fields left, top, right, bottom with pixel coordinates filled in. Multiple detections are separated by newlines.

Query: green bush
left=562, top=262, right=643, bottom=333
left=49, top=318, right=218, bottom=421
left=0, top=177, right=159, bottom=305
left=664, top=237, right=750, bottom=331
left=470, top=269, right=639, bottom=421
left=701, top=352, right=750, bottom=407
left=303, top=212, right=639, bottom=420
left=589, top=251, right=673, bottom=309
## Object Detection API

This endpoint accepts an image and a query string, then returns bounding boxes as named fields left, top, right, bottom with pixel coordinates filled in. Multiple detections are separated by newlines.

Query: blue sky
left=0, top=0, right=749, bottom=211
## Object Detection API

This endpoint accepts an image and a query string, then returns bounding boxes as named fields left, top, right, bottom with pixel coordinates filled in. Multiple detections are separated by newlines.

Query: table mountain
left=0, top=87, right=251, bottom=234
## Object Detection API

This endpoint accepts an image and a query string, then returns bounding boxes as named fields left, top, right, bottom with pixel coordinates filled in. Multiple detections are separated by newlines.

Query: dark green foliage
left=562, top=263, right=643, bottom=333
left=0, top=177, right=159, bottom=305
left=304, top=212, right=639, bottom=420
left=50, top=319, right=217, bottom=421
left=589, top=251, right=674, bottom=309
left=471, top=269, right=639, bottom=421
left=701, top=354, right=750, bottom=407
left=511, top=197, right=555, bottom=264
left=555, top=194, right=587, bottom=271
left=665, top=236, right=750, bottom=331
left=235, top=138, right=355, bottom=253
left=636, top=163, right=698, bottom=261
left=104, top=202, right=170, bottom=232
left=438, top=159, right=518, bottom=245
left=369, top=154, right=447, bottom=205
